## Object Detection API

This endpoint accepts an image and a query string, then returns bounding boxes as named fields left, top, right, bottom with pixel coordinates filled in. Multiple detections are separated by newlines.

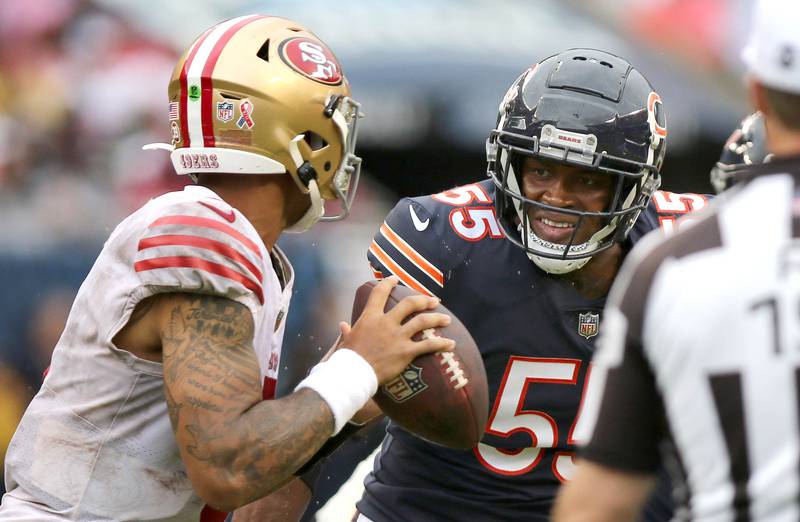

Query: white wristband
left=294, top=349, right=378, bottom=435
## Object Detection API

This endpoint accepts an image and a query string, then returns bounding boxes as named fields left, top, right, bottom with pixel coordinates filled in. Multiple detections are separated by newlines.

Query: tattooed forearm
left=161, top=293, right=334, bottom=509
left=237, top=388, right=332, bottom=486
left=182, top=388, right=332, bottom=504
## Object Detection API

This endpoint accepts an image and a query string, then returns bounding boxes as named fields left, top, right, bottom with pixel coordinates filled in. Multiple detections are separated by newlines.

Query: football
left=351, top=280, right=489, bottom=449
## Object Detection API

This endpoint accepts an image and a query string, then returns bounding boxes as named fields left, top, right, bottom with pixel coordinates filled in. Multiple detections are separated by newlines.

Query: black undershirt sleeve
left=579, top=335, right=666, bottom=473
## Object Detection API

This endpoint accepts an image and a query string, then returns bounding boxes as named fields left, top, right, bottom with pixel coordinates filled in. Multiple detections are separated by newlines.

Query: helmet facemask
left=488, top=129, right=660, bottom=274
left=284, top=94, right=363, bottom=232
left=319, top=95, right=364, bottom=223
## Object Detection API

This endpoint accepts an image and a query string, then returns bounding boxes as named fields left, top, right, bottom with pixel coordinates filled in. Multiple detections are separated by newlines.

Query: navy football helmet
left=710, top=112, right=770, bottom=194
left=487, top=49, right=666, bottom=274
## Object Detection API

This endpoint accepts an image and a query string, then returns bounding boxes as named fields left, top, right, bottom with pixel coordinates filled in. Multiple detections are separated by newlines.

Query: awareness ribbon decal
left=237, top=100, right=255, bottom=129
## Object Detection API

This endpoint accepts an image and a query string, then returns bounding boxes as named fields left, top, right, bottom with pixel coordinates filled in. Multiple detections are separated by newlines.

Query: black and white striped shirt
left=578, top=156, right=800, bottom=522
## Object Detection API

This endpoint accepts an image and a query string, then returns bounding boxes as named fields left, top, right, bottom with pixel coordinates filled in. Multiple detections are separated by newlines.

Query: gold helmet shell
left=161, top=15, right=362, bottom=228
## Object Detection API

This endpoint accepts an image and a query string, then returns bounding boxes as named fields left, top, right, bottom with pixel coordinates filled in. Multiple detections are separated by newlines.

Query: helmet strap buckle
left=297, top=161, right=318, bottom=188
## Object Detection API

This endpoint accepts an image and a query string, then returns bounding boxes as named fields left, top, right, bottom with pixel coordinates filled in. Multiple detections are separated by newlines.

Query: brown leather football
left=351, top=280, right=488, bottom=449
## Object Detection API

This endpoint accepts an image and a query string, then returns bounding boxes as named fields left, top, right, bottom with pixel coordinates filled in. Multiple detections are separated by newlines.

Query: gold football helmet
left=146, top=15, right=362, bottom=231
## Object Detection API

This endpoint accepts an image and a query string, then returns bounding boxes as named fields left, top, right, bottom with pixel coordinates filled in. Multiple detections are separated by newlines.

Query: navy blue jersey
left=357, top=179, right=709, bottom=521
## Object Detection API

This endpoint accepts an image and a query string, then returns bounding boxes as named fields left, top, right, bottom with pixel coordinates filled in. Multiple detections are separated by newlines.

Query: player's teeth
left=541, top=218, right=573, bottom=228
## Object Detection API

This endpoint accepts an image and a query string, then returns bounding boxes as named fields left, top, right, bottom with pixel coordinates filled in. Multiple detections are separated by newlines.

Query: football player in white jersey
left=0, top=16, right=455, bottom=522
left=553, top=1, right=800, bottom=521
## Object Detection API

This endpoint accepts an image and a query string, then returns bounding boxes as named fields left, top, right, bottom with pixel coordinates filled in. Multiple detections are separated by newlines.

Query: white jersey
left=0, top=185, right=293, bottom=521
left=578, top=158, right=800, bottom=522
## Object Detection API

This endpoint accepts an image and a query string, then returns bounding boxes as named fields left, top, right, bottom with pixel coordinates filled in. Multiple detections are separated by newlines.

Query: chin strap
left=284, top=179, right=325, bottom=234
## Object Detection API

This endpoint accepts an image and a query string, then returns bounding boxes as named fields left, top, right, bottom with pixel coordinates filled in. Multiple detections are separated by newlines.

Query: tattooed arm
left=147, top=277, right=454, bottom=512
left=159, top=293, right=330, bottom=511
left=232, top=479, right=311, bottom=522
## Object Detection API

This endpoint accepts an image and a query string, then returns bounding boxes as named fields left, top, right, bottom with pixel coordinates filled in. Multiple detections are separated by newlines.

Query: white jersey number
left=474, top=357, right=587, bottom=481
left=449, top=207, right=503, bottom=241
left=652, top=190, right=708, bottom=235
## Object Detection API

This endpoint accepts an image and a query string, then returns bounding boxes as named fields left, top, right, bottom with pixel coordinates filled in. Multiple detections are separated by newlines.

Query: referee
left=554, top=1, right=800, bottom=520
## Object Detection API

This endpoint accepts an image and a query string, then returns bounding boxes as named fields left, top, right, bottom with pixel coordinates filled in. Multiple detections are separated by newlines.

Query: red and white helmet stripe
left=179, top=15, right=268, bottom=147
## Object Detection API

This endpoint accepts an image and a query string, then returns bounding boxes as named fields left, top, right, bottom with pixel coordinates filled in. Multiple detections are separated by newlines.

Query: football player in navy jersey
left=353, top=48, right=710, bottom=522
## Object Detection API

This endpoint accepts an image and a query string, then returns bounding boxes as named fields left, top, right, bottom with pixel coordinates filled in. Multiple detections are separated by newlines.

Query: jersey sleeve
left=132, top=198, right=266, bottom=314
left=652, top=189, right=714, bottom=232
left=575, top=236, right=668, bottom=473
left=367, top=197, right=448, bottom=298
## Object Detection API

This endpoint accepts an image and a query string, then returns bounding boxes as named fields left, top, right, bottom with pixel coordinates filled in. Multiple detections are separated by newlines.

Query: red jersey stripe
left=199, top=505, right=227, bottom=522
left=138, top=234, right=262, bottom=282
left=200, top=15, right=266, bottom=147
left=262, top=376, right=277, bottom=400
left=179, top=27, right=214, bottom=146
left=134, top=255, right=264, bottom=304
left=148, top=215, right=263, bottom=258
left=368, top=241, right=433, bottom=297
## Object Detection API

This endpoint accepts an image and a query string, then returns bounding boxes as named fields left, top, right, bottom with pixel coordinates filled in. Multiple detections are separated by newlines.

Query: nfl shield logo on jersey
left=382, top=364, right=428, bottom=402
left=578, top=312, right=600, bottom=339
left=216, top=101, right=234, bottom=122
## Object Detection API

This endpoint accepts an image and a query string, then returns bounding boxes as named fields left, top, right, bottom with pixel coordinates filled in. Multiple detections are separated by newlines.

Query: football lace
left=421, top=328, right=469, bottom=390
left=438, top=351, right=468, bottom=390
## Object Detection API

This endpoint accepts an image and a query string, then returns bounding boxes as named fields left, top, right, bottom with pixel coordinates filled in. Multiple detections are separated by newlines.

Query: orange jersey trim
left=368, top=241, right=434, bottom=297
left=379, top=223, right=444, bottom=287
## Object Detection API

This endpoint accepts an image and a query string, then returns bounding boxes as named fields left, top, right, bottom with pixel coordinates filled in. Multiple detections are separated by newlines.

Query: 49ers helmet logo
left=279, top=37, right=343, bottom=85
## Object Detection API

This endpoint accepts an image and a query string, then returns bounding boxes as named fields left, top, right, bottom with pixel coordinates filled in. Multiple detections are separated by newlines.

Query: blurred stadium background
left=0, top=0, right=755, bottom=519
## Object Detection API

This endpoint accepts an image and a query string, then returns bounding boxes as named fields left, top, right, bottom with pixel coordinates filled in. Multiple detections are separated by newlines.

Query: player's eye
left=579, top=174, right=607, bottom=188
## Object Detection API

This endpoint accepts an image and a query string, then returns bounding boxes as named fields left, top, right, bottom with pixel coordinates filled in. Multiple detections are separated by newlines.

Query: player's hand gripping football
left=340, top=276, right=455, bottom=384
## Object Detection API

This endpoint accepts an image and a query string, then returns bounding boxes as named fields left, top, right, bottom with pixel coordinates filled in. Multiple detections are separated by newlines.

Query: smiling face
left=519, top=157, right=614, bottom=246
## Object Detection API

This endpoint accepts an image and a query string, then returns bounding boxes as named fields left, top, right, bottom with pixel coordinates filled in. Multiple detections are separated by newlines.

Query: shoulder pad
left=630, top=190, right=713, bottom=245
left=367, top=180, right=502, bottom=296
left=368, top=197, right=446, bottom=297
left=649, top=190, right=713, bottom=235
left=133, top=195, right=267, bottom=307
left=428, top=181, right=504, bottom=242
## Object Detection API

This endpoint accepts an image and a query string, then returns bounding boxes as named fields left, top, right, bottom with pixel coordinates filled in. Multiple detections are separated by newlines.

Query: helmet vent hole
left=303, top=131, right=328, bottom=151
left=573, top=56, right=587, bottom=61
left=324, top=161, right=331, bottom=171
left=257, top=39, right=270, bottom=62
left=220, top=92, right=242, bottom=100
left=288, top=27, right=302, bottom=32
left=599, top=61, right=613, bottom=68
